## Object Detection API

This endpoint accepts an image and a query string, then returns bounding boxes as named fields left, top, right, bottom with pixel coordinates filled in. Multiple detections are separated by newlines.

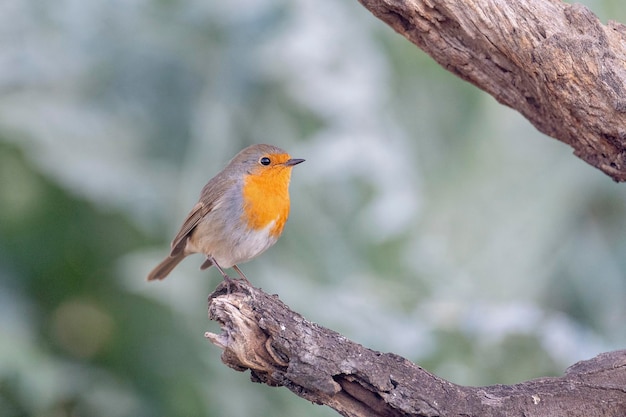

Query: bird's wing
left=168, top=174, right=236, bottom=257
left=169, top=201, right=212, bottom=256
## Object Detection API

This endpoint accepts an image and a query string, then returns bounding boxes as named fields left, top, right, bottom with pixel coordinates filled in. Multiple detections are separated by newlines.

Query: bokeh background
left=1, top=0, right=625, bottom=416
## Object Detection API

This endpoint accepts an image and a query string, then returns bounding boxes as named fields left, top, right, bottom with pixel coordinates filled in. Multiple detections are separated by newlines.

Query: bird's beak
left=284, top=158, right=305, bottom=166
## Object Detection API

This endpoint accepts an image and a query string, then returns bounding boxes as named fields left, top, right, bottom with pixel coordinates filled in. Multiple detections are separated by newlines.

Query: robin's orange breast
left=241, top=164, right=292, bottom=239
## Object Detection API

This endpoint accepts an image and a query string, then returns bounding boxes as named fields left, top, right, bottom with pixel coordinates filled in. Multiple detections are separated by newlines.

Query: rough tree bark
left=357, top=0, right=626, bottom=181
left=206, top=282, right=626, bottom=417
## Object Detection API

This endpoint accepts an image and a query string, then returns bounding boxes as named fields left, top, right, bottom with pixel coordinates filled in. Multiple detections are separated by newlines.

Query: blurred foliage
left=1, top=0, right=625, bottom=416
left=0, top=142, right=208, bottom=416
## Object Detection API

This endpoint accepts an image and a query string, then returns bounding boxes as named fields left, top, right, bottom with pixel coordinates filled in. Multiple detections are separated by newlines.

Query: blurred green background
left=1, top=1, right=625, bottom=416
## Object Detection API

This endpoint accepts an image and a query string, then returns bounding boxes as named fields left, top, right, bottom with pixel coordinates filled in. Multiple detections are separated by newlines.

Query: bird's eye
left=260, top=157, right=271, bottom=166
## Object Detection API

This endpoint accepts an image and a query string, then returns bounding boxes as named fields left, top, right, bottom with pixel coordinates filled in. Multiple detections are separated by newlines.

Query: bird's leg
left=210, top=258, right=230, bottom=279
left=232, top=265, right=251, bottom=283
left=210, top=257, right=239, bottom=292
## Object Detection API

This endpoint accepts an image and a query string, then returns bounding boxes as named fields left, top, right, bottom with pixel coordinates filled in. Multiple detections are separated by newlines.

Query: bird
left=147, top=144, right=304, bottom=283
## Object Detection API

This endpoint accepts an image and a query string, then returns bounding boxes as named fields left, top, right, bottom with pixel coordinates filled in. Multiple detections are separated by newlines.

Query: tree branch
left=206, top=282, right=626, bottom=417
left=356, top=0, right=626, bottom=181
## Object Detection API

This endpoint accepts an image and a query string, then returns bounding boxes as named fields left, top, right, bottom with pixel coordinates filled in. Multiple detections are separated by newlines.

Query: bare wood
left=356, top=0, right=626, bottom=181
left=206, top=282, right=626, bottom=416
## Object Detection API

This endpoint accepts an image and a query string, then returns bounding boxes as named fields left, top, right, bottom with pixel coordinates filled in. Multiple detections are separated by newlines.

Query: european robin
left=147, top=144, right=304, bottom=282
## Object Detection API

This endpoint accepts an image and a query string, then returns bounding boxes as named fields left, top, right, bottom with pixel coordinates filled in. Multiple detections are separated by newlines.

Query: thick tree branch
left=206, top=282, right=626, bottom=417
left=357, top=0, right=626, bottom=181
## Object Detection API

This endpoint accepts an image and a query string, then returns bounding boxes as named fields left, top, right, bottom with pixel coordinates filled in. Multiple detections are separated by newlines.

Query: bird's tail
left=147, top=252, right=186, bottom=281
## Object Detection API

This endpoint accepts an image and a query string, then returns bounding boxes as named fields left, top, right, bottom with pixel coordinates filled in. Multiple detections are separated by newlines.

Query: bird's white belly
left=212, top=219, right=278, bottom=268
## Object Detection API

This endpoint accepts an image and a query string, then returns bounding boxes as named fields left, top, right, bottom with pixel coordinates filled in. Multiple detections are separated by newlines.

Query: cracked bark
left=206, top=282, right=626, bottom=417
left=357, top=0, right=626, bottom=181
